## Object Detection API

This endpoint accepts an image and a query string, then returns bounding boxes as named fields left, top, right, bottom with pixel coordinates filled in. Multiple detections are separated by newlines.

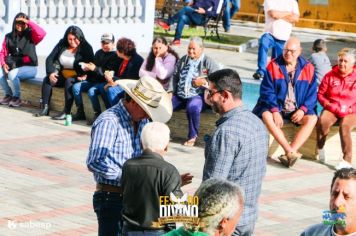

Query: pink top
left=0, top=20, right=46, bottom=66
left=139, top=52, right=177, bottom=90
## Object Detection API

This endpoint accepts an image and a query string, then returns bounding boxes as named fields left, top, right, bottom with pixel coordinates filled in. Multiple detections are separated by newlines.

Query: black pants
left=41, top=76, right=77, bottom=114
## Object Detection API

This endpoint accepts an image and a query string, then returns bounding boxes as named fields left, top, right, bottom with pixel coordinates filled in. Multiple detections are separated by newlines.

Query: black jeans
left=93, top=191, right=123, bottom=236
left=41, top=76, right=77, bottom=114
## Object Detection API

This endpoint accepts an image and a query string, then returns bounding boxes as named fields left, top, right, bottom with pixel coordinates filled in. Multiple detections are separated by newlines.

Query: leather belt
left=96, top=183, right=123, bottom=193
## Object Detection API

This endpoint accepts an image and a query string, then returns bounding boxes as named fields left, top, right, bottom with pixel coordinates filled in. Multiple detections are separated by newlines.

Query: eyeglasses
left=283, top=49, right=298, bottom=54
left=207, top=90, right=222, bottom=97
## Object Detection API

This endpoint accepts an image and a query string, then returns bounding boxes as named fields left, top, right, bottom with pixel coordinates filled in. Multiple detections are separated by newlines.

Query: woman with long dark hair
left=139, top=36, right=179, bottom=91
left=36, top=26, right=94, bottom=119
left=0, top=12, right=46, bottom=107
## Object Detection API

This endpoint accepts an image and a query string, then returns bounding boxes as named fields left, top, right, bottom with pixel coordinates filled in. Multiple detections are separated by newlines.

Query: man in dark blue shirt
left=157, top=0, right=219, bottom=45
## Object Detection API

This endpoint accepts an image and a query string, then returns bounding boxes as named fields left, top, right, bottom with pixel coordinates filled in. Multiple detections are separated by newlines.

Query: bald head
left=283, top=37, right=302, bottom=65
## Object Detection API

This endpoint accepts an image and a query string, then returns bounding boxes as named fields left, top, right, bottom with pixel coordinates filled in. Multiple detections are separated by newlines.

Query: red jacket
left=318, top=65, right=356, bottom=118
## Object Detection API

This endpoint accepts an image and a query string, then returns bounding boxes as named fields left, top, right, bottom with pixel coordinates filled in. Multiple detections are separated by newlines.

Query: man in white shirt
left=253, top=0, right=299, bottom=80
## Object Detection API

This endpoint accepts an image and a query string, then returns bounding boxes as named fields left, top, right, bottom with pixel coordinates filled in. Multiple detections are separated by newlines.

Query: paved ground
left=1, top=22, right=355, bottom=236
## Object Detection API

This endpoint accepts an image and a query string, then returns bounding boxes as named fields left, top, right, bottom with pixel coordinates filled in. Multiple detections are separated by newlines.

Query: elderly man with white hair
left=165, top=178, right=244, bottom=236
left=121, top=122, right=193, bottom=235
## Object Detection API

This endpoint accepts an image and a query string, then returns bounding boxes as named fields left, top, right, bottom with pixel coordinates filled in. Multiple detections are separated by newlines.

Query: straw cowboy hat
left=116, top=76, right=173, bottom=123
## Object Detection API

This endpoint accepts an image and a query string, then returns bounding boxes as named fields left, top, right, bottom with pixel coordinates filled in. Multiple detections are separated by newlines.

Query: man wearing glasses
left=253, top=37, right=318, bottom=168
left=203, top=68, right=269, bottom=236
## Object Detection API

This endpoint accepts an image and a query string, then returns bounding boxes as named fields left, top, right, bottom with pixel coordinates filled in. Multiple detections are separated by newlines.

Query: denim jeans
left=223, top=0, right=240, bottom=30
left=256, top=33, right=285, bottom=76
left=168, top=6, right=206, bottom=40
left=72, top=80, right=107, bottom=113
left=87, top=82, right=110, bottom=111
left=93, top=191, right=123, bottom=236
left=106, top=85, right=125, bottom=108
left=0, top=66, right=37, bottom=98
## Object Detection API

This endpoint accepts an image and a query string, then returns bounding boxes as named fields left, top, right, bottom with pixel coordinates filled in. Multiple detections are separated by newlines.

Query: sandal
left=288, top=152, right=302, bottom=167
left=183, top=138, right=197, bottom=147
left=278, top=154, right=290, bottom=168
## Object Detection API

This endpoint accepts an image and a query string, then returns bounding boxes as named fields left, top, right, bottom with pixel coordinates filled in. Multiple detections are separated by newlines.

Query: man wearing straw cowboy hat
left=86, top=75, right=173, bottom=236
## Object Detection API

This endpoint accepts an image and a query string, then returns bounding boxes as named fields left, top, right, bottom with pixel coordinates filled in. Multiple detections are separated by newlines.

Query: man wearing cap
left=72, top=33, right=118, bottom=124
left=86, top=75, right=173, bottom=236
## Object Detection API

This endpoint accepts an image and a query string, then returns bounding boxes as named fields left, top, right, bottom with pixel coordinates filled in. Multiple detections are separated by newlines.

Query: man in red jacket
left=317, top=48, right=356, bottom=170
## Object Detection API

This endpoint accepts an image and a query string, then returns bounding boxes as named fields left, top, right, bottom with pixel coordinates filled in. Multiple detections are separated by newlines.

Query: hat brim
left=116, top=79, right=173, bottom=123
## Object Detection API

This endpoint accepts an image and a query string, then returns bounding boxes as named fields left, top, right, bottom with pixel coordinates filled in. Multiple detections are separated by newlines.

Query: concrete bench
left=20, top=79, right=355, bottom=161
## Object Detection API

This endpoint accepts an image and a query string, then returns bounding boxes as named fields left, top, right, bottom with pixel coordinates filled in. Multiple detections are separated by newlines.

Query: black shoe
left=72, top=109, right=86, bottom=121
left=253, top=72, right=264, bottom=80
left=52, top=112, right=66, bottom=120
left=35, top=104, right=49, bottom=117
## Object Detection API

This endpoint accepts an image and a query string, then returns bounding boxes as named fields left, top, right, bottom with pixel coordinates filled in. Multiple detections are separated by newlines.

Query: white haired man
left=121, top=122, right=193, bottom=235
left=165, top=178, right=244, bottom=236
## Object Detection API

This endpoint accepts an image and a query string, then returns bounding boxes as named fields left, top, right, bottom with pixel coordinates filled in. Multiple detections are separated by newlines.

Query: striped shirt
left=203, top=105, right=269, bottom=228
left=86, top=100, right=149, bottom=186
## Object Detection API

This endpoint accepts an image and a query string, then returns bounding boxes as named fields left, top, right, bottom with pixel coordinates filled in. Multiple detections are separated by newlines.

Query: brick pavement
left=1, top=104, right=353, bottom=236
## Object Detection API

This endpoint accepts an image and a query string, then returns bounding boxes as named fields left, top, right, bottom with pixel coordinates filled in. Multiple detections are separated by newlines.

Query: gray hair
left=141, top=122, right=170, bottom=151
left=338, top=48, right=356, bottom=63
left=196, top=179, right=244, bottom=235
left=189, top=36, right=204, bottom=48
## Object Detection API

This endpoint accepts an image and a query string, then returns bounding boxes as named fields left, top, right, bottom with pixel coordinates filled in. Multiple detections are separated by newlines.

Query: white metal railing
left=1, top=0, right=144, bottom=25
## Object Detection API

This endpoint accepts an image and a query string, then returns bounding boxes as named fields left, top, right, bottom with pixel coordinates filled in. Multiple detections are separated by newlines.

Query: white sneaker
left=336, top=160, right=353, bottom=170
left=318, top=149, right=326, bottom=163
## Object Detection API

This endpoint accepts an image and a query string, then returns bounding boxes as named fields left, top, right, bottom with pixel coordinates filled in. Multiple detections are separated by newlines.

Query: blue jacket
left=193, top=0, right=220, bottom=18
left=253, top=55, right=317, bottom=117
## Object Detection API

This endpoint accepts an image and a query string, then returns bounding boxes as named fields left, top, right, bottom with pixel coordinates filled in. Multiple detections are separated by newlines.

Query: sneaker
left=224, top=28, right=230, bottom=33
left=335, top=160, right=353, bottom=170
left=156, top=19, right=170, bottom=31
left=0, top=95, right=12, bottom=105
left=9, top=97, right=21, bottom=107
left=170, top=39, right=181, bottom=46
left=253, top=72, right=264, bottom=81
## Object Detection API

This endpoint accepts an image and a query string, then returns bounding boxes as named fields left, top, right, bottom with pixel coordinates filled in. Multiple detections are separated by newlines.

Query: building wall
left=156, top=0, right=356, bottom=32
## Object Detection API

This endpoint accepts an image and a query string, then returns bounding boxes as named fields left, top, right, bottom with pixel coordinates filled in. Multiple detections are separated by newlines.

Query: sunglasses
left=15, top=21, right=26, bottom=26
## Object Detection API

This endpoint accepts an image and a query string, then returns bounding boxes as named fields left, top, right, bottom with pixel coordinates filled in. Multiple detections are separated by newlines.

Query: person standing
left=222, top=0, right=240, bottom=32
left=203, top=69, right=269, bottom=236
left=86, top=75, right=173, bottom=236
left=253, top=0, right=299, bottom=80
left=0, top=12, right=46, bottom=107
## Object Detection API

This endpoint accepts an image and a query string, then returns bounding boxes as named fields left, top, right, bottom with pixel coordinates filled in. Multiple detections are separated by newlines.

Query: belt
left=96, top=183, right=123, bottom=193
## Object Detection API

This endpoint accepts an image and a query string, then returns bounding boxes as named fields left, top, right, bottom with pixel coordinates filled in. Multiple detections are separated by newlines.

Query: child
left=309, top=39, right=331, bottom=85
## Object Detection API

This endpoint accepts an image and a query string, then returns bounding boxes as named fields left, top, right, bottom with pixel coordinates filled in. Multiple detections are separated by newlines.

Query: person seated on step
left=0, top=12, right=46, bottom=107
left=36, top=26, right=94, bottom=120
left=139, top=36, right=179, bottom=94
left=169, top=37, right=219, bottom=147
left=72, top=33, right=120, bottom=125
left=316, top=48, right=356, bottom=170
left=253, top=37, right=318, bottom=168
left=156, top=0, right=220, bottom=46
left=103, top=37, right=144, bottom=107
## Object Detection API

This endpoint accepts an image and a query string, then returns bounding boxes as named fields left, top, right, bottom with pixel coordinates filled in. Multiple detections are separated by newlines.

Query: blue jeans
left=168, top=6, right=206, bottom=40
left=223, top=0, right=240, bottom=30
left=93, top=191, right=123, bottom=236
left=0, top=66, right=37, bottom=98
left=88, top=82, right=110, bottom=111
left=72, top=80, right=108, bottom=113
left=256, top=33, right=285, bottom=76
left=106, top=85, right=125, bottom=108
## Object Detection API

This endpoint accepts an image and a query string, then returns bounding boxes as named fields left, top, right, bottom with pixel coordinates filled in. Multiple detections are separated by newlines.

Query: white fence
left=0, top=0, right=155, bottom=55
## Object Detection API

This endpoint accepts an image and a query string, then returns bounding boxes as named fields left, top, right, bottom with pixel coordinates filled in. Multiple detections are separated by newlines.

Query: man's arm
left=203, top=130, right=238, bottom=180
left=86, top=119, right=122, bottom=180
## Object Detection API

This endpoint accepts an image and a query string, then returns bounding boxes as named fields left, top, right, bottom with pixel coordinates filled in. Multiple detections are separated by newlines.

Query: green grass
left=154, top=26, right=253, bottom=46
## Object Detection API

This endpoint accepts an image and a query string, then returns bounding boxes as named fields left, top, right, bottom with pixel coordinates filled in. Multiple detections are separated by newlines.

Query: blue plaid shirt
left=86, top=100, right=149, bottom=186
left=203, top=105, right=269, bottom=228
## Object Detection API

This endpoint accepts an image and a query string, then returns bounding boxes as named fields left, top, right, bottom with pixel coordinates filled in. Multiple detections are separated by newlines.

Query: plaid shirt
left=86, top=100, right=149, bottom=186
left=203, top=106, right=269, bottom=227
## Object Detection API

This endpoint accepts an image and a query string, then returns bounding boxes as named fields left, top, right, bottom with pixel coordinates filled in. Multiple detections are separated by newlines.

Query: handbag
left=61, top=69, right=77, bottom=79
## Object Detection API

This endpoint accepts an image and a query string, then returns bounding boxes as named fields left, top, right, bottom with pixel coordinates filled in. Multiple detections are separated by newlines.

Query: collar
left=140, top=149, right=164, bottom=160
left=216, top=105, right=247, bottom=126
